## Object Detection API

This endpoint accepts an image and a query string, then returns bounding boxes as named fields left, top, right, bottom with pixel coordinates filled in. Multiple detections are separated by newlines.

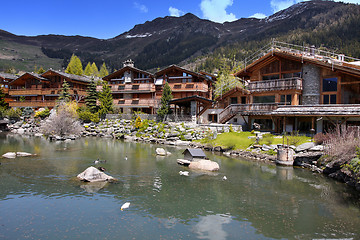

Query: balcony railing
left=109, top=83, right=154, bottom=93
left=219, top=103, right=279, bottom=123
left=9, top=101, right=57, bottom=108
left=168, top=82, right=209, bottom=92
left=247, top=77, right=302, bottom=92
left=115, top=99, right=158, bottom=107
left=8, top=88, right=87, bottom=96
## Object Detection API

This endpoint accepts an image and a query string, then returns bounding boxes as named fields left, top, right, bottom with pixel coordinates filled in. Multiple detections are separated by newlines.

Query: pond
left=1, top=134, right=360, bottom=239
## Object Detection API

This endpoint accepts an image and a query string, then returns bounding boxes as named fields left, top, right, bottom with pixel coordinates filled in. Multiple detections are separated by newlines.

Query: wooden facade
left=216, top=42, right=360, bottom=134
left=0, top=72, right=17, bottom=104
left=8, top=70, right=91, bottom=109
left=102, top=63, right=215, bottom=116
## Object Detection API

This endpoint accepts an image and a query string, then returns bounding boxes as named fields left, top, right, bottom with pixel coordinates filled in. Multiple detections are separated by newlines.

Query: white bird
left=179, top=171, right=189, bottom=176
left=94, top=159, right=100, bottom=164
left=121, top=202, right=130, bottom=211
left=125, top=156, right=128, bottom=161
left=222, top=176, right=227, bottom=181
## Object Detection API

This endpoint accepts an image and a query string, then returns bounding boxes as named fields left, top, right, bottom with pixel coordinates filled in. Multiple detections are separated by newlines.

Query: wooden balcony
left=248, top=77, right=302, bottom=92
left=219, top=103, right=279, bottom=123
left=109, top=83, right=154, bottom=93
left=8, top=88, right=87, bottom=96
left=115, top=99, right=158, bottom=107
left=168, top=82, right=209, bottom=92
left=9, top=100, right=57, bottom=108
left=1, top=88, right=9, bottom=94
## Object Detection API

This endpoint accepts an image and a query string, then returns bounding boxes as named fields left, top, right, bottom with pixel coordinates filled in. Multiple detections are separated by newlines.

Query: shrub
left=262, top=133, right=273, bottom=145
left=229, top=124, right=234, bottom=132
left=34, top=108, right=50, bottom=119
left=6, top=108, right=22, bottom=121
left=313, top=132, right=329, bottom=145
left=324, top=125, right=360, bottom=165
left=287, top=131, right=302, bottom=146
left=78, top=111, right=93, bottom=123
left=135, top=116, right=142, bottom=129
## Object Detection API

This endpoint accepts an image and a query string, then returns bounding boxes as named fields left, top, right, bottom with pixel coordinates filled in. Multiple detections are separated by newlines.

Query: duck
left=97, top=166, right=106, bottom=172
left=222, top=176, right=227, bottom=181
left=125, top=156, right=128, bottom=161
left=179, top=171, right=189, bottom=176
left=121, top=202, right=130, bottom=211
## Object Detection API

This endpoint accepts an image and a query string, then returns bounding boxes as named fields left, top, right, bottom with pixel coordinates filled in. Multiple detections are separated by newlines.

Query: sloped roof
left=234, top=49, right=360, bottom=78
left=10, top=72, right=48, bottom=85
left=103, top=65, right=154, bottom=81
left=182, top=148, right=206, bottom=158
left=0, top=72, right=17, bottom=80
left=272, top=104, right=360, bottom=117
left=42, top=70, right=92, bottom=83
left=155, top=65, right=212, bottom=82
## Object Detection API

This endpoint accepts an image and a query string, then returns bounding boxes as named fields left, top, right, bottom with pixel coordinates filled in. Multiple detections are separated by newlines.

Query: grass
left=198, top=131, right=312, bottom=151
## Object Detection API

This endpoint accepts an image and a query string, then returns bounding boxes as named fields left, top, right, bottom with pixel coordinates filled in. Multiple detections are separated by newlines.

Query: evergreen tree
left=85, top=80, right=98, bottom=113
left=98, top=81, right=113, bottom=117
left=84, top=62, right=92, bottom=76
left=91, top=62, right=99, bottom=77
left=58, top=80, right=71, bottom=103
left=65, top=54, right=83, bottom=76
left=99, top=62, right=109, bottom=78
left=37, top=67, right=45, bottom=74
left=157, top=82, right=172, bottom=120
left=0, top=88, right=9, bottom=109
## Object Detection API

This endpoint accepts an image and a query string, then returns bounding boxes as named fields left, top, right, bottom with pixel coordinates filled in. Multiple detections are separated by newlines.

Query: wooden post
left=283, top=116, right=286, bottom=133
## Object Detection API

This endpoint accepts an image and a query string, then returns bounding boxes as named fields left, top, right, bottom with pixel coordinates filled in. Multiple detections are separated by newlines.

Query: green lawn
left=198, top=131, right=312, bottom=151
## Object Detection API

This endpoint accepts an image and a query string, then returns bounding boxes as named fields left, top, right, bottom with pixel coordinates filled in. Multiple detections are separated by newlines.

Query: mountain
left=0, top=0, right=360, bottom=73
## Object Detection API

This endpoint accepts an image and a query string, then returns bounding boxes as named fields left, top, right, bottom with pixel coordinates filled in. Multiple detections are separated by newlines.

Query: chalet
left=155, top=65, right=215, bottom=120
left=102, top=61, right=216, bottom=119
left=102, top=60, right=156, bottom=114
left=8, top=70, right=91, bottom=109
left=215, top=41, right=360, bottom=134
left=0, top=72, right=17, bottom=104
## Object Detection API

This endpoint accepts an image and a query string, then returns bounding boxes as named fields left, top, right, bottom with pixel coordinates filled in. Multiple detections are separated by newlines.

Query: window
left=241, top=97, right=246, bottom=104
left=323, top=94, right=336, bottom=104
left=262, top=74, right=280, bottom=81
left=323, top=77, right=337, bottom=92
left=208, top=114, right=218, bottom=123
left=230, top=97, right=238, bottom=104
left=280, top=95, right=292, bottom=105
left=253, top=95, right=275, bottom=103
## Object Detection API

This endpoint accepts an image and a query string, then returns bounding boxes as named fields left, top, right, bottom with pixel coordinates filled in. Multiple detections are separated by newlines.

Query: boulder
left=2, top=152, right=16, bottom=158
left=156, top=148, right=167, bottom=156
left=309, top=145, right=324, bottom=151
left=175, top=140, right=190, bottom=146
left=189, top=160, right=220, bottom=171
left=77, top=166, right=116, bottom=182
left=16, top=152, right=33, bottom=157
left=295, top=142, right=316, bottom=152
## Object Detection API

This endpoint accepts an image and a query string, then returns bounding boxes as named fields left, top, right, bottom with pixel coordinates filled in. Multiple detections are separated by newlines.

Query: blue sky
left=1, top=0, right=359, bottom=39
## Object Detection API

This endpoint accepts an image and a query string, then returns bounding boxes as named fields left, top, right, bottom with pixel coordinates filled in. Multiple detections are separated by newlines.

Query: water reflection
left=193, top=214, right=231, bottom=240
left=1, top=134, right=360, bottom=239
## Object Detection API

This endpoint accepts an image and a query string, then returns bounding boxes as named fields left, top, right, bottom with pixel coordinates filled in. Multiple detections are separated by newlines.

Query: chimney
left=123, top=59, right=134, bottom=67
left=310, top=45, right=315, bottom=56
left=338, top=54, right=345, bottom=62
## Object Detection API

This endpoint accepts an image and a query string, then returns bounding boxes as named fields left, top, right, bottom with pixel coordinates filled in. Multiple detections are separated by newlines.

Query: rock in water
left=2, top=152, right=16, bottom=158
left=2, top=152, right=34, bottom=158
left=189, top=160, right=220, bottom=171
left=77, top=166, right=116, bottom=182
left=156, top=148, right=167, bottom=156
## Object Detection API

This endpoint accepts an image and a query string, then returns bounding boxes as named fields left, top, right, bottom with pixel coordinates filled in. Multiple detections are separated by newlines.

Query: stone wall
left=302, top=64, right=321, bottom=105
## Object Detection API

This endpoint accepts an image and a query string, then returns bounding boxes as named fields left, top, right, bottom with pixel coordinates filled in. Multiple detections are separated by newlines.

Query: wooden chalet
left=0, top=72, right=17, bottom=104
left=154, top=65, right=215, bottom=119
left=8, top=70, right=91, bottom=109
left=102, top=60, right=156, bottom=114
left=216, top=41, right=360, bottom=134
left=102, top=61, right=216, bottom=119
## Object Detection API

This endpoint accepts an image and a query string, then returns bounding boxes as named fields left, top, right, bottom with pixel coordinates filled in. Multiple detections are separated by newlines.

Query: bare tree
left=41, top=102, right=83, bottom=136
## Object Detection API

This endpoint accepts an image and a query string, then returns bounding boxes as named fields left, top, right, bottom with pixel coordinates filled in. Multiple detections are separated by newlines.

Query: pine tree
left=65, top=54, right=83, bottom=76
left=99, top=62, right=109, bottom=78
left=58, top=80, right=71, bottom=103
left=91, top=62, right=99, bottom=77
left=84, top=62, right=92, bottom=76
left=157, top=82, right=172, bottom=120
left=0, top=88, right=8, bottom=109
left=85, top=80, right=98, bottom=113
left=98, top=81, right=113, bottom=117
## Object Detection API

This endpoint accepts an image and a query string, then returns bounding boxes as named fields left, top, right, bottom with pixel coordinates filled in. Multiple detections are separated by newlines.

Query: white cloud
left=270, top=0, right=360, bottom=13
left=169, top=7, right=184, bottom=17
left=134, top=2, right=148, bottom=13
left=249, top=13, right=267, bottom=19
left=200, top=0, right=237, bottom=23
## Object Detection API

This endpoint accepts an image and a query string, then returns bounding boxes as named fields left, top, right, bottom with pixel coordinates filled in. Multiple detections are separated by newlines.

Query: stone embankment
left=5, top=118, right=323, bottom=169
